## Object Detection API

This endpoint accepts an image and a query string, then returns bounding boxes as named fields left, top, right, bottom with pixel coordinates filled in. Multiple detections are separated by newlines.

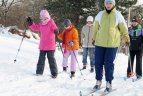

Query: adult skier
left=92, top=0, right=130, bottom=93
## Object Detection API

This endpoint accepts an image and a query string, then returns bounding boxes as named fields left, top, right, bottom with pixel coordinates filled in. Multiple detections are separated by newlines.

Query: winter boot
left=90, top=67, right=94, bottom=73
left=93, top=80, right=102, bottom=90
left=104, top=81, right=112, bottom=92
left=127, top=72, right=135, bottom=78
left=137, top=75, right=142, bottom=79
left=82, top=65, right=86, bottom=70
left=70, top=71, right=75, bottom=78
left=51, top=74, right=57, bottom=79
left=63, top=67, right=67, bottom=71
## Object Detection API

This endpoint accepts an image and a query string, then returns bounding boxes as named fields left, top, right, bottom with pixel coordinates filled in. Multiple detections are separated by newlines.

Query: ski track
left=0, top=27, right=143, bottom=96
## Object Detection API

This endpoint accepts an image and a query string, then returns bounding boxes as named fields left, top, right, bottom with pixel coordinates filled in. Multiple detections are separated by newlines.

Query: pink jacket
left=29, top=19, right=58, bottom=50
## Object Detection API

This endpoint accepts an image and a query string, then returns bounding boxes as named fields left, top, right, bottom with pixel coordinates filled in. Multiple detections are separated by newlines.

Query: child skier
left=26, top=9, right=58, bottom=78
left=127, top=16, right=143, bottom=79
left=80, top=16, right=95, bottom=72
left=58, top=19, right=79, bottom=78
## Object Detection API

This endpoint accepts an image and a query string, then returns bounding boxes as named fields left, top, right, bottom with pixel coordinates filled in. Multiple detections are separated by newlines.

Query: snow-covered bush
left=8, top=26, right=39, bottom=40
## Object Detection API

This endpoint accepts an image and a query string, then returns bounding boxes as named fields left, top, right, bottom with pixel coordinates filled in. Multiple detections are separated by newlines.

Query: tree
left=98, top=0, right=137, bottom=16
left=0, top=0, right=23, bottom=26
left=130, top=4, right=143, bottom=26
left=44, top=0, right=99, bottom=30
left=0, top=0, right=46, bottom=27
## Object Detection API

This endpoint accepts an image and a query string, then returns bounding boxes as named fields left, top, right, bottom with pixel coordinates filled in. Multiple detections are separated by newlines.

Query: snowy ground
left=0, top=27, right=143, bottom=96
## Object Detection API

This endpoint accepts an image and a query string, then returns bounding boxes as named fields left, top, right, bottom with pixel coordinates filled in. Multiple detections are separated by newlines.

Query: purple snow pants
left=62, top=50, right=78, bottom=72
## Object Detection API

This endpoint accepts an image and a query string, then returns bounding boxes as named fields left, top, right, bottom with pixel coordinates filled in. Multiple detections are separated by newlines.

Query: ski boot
left=51, top=74, right=57, bottom=79
left=63, top=67, right=67, bottom=72
left=127, top=72, right=135, bottom=78
left=104, top=81, right=112, bottom=92
left=93, top=80, right=102, bottom=90
left=90, top=67, right=94, bottom=73
left=82, top=65, right=86, bottom=70
left=70, top=71, right=75, bottom=78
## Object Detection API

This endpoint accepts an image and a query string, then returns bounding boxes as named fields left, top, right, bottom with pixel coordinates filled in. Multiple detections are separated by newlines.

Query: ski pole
left=14, top=21, right=28, bottom=63
left=58, top=42, right=64, bottom=57
left=128, top=46, right=134, bottom=77
left=71, top=48, right=83, bottom=76
left=114, top=45, right=122, bottom=65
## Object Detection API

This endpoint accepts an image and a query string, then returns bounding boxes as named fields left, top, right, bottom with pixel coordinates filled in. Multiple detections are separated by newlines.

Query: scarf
left=62, top=25, right=74, bottom=53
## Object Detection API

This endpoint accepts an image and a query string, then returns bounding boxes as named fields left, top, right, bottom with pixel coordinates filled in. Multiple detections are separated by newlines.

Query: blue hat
left=64, top=19, right=72, bottom=27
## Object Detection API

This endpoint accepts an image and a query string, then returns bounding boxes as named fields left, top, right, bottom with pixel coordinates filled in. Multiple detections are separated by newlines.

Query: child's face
left=64, top=26, right=70, bottom=29
left=132, top=21, right=138, bottom=27
left=40, top=17, right=48, bottom=22
left=40, top=17, right=50, bottom=25
left=87, top=21, right=93, bottom=24
left=105, top=2, right=114, bottom=10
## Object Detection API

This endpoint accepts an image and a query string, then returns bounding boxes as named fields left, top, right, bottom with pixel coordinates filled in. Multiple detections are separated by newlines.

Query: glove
left=26, top=17, right=33, bottom=26
left=92, top=39, right=95, bottom=45
left=54, top=29, right=62, bottom=43
left=69, top=41, right=74, bottom=47
left=123, top=36, right=130, bottom=46
left=54, top=29, right=59, bottom=35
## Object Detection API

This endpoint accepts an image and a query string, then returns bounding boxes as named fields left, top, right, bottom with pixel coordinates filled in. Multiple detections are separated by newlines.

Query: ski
left=124, top=77, right=132, bottom=81
left=80, top=87, right=104, bottom=96
left=124, top=72, right=136, bottom=81
left=124, top=76, right=135, bottom=81
left=124, top=76, right=142, bottom=82
left=132, top=78, right=142, bottom=82
left=100, top=88, right=117, bottom=96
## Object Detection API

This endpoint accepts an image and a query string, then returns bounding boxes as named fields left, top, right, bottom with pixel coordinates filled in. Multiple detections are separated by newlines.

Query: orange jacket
left=58, top=25, right=79, bottom=50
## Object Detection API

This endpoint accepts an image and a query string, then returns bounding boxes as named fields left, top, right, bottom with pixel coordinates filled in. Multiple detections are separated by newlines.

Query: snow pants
left=62, top=50, right=78, bottom=72
left=94, top=46, right=117, bottom=83
left=36, top=50, right=58, bottom=76
left=127, top=50, right=142, bottom=77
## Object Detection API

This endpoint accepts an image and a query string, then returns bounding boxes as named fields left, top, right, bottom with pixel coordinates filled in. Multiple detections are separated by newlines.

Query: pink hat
left=40, top=10, right=51, bottom=19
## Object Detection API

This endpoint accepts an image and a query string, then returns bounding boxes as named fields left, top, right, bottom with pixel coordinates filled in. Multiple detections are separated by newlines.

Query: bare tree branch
left=7, top=0, right=15, bottom=10
left=4, top=0, right=8, bottom=7
left=12, top=0, right=23, bottom=5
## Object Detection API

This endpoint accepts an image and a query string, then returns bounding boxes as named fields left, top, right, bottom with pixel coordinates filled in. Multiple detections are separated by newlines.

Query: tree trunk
left=4, top=12, right=7, bottom=26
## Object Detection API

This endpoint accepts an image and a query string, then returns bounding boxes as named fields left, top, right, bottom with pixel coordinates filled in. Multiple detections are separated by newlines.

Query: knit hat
left=40, top=10, right=51, bottom=19
left=63, top=19, right=72, bottom=27
left=104, top=0, right=115, bottom=5
left=132, top=16, right=139, bottom=23
left=86, top=16, right=94, bottom=22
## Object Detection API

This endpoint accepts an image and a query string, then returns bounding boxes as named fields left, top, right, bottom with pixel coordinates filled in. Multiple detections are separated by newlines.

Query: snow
left=135, top=0, right=143, bottom=6
left=0, top=26, right=143, bottom=96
